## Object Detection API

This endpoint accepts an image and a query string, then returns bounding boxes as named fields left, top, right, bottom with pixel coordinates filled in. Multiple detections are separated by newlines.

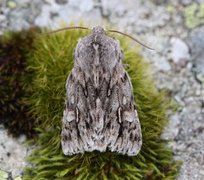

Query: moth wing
left=61, top=69, right=94, bottom=155
left=108, top=72, right=142, bottom=156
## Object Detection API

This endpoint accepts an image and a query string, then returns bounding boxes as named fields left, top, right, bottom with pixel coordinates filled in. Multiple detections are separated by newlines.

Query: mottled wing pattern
left=61, top=65, right=142, bottom=156
left=104, top=66, right=142, bottom=156
left=61, top=26, right=142, bottom=156
left=61, top=67, right=91, bottom=155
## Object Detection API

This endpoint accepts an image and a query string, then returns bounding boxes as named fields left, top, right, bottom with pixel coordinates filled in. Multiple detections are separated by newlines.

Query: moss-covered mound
left=23, top=29, right=180, bottom=179
left=0, top=28, right=40, bottom=138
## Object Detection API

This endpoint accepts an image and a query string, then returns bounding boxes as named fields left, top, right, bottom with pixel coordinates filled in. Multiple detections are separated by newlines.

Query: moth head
left=92, top=26, right=106, bottom=35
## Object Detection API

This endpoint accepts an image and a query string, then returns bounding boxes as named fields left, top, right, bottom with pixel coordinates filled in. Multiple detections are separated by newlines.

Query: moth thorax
left=93, top=43, right=100, bottom=66
left=93, top=43, right=100, bottom=88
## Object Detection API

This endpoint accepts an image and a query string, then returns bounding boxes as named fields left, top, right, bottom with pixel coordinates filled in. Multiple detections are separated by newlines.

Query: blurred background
left=0, top=0, right=204, bottom=179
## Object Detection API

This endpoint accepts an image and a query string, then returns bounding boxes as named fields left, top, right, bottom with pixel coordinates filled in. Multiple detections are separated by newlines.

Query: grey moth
left=61, top=26, right=142, bottom=156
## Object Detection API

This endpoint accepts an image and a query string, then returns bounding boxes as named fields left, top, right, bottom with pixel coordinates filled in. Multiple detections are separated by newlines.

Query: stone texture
left=170, top=37, right=190, bottom=64
left=186, top=26, right=204, bottom=82
left=0, top=126, right=29, bottom=178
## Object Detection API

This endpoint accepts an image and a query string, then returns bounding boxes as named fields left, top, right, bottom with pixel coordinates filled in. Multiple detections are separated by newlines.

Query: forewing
left=107, top=71, right=142, bottom=156
left=61, top=67, right=94, bottom=155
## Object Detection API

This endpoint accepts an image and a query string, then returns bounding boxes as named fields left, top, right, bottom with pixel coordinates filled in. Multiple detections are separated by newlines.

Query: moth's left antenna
left=108, top=29, right=154, bottom=50
left=44, top=26, right=89, bottom=35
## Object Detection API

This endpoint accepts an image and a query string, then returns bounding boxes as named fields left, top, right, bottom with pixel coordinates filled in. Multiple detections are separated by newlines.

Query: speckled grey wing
left=61, top=68, right=86, bottom=155
left=104, top=70, right=142, bottom=156
left=61, top=66, right=100, bottom=155
left=61, top=69, right=142, bottom=156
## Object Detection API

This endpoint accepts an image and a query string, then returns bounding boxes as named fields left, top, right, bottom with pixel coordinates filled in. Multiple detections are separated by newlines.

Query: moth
left=60, top=26, right=147, bottom=156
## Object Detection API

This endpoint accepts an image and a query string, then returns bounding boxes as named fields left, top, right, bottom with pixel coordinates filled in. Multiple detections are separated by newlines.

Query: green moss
left=184, top=3, right=204, bottom=29
left=0, top=28, right=40, bottom=138
left=23, top=29, right=181, bottom=179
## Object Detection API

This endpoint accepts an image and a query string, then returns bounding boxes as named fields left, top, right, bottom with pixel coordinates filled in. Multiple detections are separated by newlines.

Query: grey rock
left=162, top=114, right=180, bottom=139
left=34, top=0, right=101, bottom=29
left=186, top=26, right=204, bottom=82
left=180, top=0, right=192, bottom=5
left=142, top=36, right=172, bottom=72
left=4, top=0, right=42, bottom=31
left=55, top=0, right=68, bottom=5
left=79, top=0, right=94, bottom=12
left=0, top=128, right=29, bottom=178
left=69, top=0, right=94, bottom=12
left=170, top=37, right=190, bottom=64
left=154, top=56, right=171, bottom=72
left=0, top=1, right=9, bottom=35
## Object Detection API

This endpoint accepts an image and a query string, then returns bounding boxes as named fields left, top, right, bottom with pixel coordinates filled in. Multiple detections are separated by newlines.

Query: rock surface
left=0, top=126, right=29, bottom=178
left=186, top=26, right=204, bottom=82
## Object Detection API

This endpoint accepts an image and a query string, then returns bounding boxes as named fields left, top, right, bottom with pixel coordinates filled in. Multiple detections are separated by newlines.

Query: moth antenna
left=44, top=26, right=90, bottom=35
left=108, top=29, right=155, bottom=50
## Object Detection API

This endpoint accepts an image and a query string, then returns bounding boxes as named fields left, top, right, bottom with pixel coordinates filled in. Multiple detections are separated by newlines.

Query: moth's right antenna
left=108, top=29, right=155, bottom=50
left=44, top=26, right=90, bottom=35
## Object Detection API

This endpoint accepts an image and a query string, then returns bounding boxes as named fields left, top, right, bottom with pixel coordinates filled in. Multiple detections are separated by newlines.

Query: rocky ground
left=0, top=0, right=204, bottom=179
